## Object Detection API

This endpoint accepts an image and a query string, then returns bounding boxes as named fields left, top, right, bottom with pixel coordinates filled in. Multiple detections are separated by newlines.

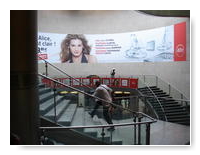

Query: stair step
left=162, top=103, right=181, bottom=107
left=44, top=100, right=70, bottom=120
left=70, top=107, right=85, bottom=126
left=163, top=106, right=185, bottom=110
left=139, top=91, right=164, bottom=96
left=138, top=87, right=148, bottom=90
left=166, top=115, right=190, bottom=119
left=154, top=104, right=181, bottom=108
left=148, top=98, right=173, bottom=102
left=39, top=87, right=52, bottom=95
left=153, top=106, right=181, bottom=112
left=38, top=83, right=45, bottom=88
left=154, top=107, right=183, bottom=112
left=83, top=112, right=101, bottom=138
left=159, top=98, right=174, bottom=102
left=40, top=96, right=65, bottom=115
left=139, top=86, right=160, bottom=91
left=150, top=88, right=160, bottom=91
left=160, top=101, right=178, bottom=104
left=149, top=86, right=158, bottom=89
left=151, top=100, right=178, bottom=105
left=58, top=104, right=78, bottom=126
left=166, top=113, right=189, bottom=117
left=139, top=89, right=163, bottom=93
left=157, top=111, right=188, bottom=117
left=157, top=109, right=186, bottom=113
left=81, top=113, right=123, bottom=144
left=39, top=92, right=54, bottom=104
left=40, top=98, right=55, bottom=115
left=156, top=94, right=170, bottom=98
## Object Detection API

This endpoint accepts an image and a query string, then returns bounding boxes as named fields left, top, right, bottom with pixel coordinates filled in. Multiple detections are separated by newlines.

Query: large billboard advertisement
left=38, top=22, right=186, bottom=63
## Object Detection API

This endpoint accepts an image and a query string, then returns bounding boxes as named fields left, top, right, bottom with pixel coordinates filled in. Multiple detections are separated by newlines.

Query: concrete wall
left=38, top=10, right=190, bottom=99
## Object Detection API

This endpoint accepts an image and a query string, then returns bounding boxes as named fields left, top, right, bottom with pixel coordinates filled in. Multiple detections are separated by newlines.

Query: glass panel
left=110, top=124, right=135, bottom=145
left=39, top=76, right=157, bottom=145
left=140, top=121, right=147, bottom=145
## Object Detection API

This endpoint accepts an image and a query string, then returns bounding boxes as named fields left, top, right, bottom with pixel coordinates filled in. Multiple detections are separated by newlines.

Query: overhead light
left=124, top=92, right=131, bottom=94
left=70, top=91, right=78, bottom=94
left=59, top=91, right=68, bottom=94
left=114, top=91, right=123, bottom=94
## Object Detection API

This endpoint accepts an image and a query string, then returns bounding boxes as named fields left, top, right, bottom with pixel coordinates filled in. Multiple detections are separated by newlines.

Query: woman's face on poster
left=69, top=39, right=84, bottom=57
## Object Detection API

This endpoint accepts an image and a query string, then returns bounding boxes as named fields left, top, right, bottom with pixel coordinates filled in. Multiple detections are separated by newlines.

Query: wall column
left=10, top=10, right=39, bottom=145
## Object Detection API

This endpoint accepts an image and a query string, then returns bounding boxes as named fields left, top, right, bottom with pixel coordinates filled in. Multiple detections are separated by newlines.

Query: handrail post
left=181, top=94, right=183, bottom=106
left=110, top=129, right=113, bottom=145
left=138, top=116, right=142, bottom=145
left=156, top=76, right=158, bottom=87
left=40, top=129, right=45, bottom=145
left=101, top=127, right=105, bottom=144
left=169, top=84, right=171, bottom=96
left=185, top=100, right=188, bottom=108
left=53, top=82, right=57, bottom=123
left=146, top=123, right=151, bottom=145
left=45, top=61, right=48, bottom=76
left=144, top=96, right=147, bottom=114
left=133, top=116, right=137, bottom=145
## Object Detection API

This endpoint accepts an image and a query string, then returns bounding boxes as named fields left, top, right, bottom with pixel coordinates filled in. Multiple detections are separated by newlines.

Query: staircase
left=138, top=86, right=190, bottom=126
left=39, top=83, right=125, bottom=145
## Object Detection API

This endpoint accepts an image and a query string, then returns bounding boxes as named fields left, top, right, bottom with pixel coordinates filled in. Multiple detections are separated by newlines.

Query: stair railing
left=38, top=73, right=157, bottom=145
left=39, top=73, right=155, bottom=119
left=141, top=75, right=189, bottom=105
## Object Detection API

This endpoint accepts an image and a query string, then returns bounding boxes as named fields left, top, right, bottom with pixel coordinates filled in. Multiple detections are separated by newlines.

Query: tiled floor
left=150, top=120, right=190, bottom=145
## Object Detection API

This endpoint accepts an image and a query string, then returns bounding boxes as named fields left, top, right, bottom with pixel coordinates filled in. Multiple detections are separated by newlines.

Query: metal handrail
left=38, top=56, right=93, bottom=90
left=38, top=73, right=156, bottom=121
left=139, top=79, right=168, bottom=121
left=40, top=120, right=156, bottom=130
